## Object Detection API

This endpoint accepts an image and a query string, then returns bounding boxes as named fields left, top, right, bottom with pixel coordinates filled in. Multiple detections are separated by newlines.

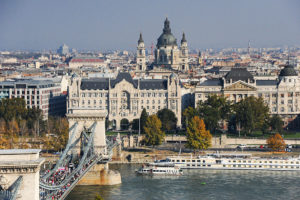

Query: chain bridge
left=39, top=109, right=121, bottom=200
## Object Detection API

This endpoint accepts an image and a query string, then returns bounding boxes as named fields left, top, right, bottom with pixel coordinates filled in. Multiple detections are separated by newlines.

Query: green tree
left=120, top=118, right=129, bottom=130
left=234, top=96, right=269, bottom=135
left=186, top=116, right=212, bottom=150
left=0, top=98, right=27, bottom=123
left=144, top=115, right=165, bottom=146
left=157, top=108, right=177, bottom=131
left=105, top=118, right=112, bottom=130
left=140, top=108, right=148, bottom=133
left=183, top=106, right=197, bottom=129
left=95, top=194, right=104, bottom=200
left=131, top=119, right=139, bottom=131
left=270, top=115, right=284, bottom=133
left=197, top=95, right=232, bottom=133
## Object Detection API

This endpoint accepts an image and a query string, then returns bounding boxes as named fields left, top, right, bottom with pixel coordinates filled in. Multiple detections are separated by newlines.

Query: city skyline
left=0, top=0, right=300, bottom=51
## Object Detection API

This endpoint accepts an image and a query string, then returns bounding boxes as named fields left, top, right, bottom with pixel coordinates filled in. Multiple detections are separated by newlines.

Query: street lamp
left=139, top=115, right=141, bottom=136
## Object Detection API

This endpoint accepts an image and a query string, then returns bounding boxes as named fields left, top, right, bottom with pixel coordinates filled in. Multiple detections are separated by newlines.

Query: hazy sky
left=0, top=0, right=300, bottom=51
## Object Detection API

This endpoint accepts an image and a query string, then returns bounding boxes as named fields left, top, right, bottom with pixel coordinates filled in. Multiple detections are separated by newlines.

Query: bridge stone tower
left=66, top=108, right=121, bottom=185
left=67, top=109, right=107, bottom=156
left=0, top=149, right=44, bottom=200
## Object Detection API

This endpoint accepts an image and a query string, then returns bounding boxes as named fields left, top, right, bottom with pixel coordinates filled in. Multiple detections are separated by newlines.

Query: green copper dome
left=279, top=65, right=297, bottom=77
left=157, top=18, right=177, bottom=48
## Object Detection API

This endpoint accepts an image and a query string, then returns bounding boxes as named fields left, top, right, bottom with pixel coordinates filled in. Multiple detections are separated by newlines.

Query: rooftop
left=225, top=68, right=254, bottom=82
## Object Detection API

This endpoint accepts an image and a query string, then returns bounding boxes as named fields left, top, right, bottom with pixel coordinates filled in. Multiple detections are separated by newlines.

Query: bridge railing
left=39, top=121, right=121, bottom=200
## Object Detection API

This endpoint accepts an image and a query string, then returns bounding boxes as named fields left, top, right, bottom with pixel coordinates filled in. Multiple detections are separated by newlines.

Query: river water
left=67, top=164, right=300, bottom=200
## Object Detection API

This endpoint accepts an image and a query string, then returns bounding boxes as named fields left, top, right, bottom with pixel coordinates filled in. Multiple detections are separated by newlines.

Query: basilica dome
left=157, top=18, right=177, bottom=48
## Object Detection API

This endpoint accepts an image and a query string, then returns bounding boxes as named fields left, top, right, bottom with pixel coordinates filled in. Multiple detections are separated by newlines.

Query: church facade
left=136, top=18, right=189, bottom=72
left=195, top=65, right=300, bottom=124
left=67, top=72, right=181, bottom=130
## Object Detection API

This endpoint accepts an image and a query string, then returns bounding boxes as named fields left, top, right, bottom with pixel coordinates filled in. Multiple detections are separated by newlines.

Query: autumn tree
left=0, top=136, right=8, bottom=149
left=144, top=115, right=165, bottom=147
left=186, top=116, right=212, bottom=151
left=95, top=194, right=104, bottom=200
left=157, top=108, right=177, bottom=131
left=267, top=133, right=286, bottom=152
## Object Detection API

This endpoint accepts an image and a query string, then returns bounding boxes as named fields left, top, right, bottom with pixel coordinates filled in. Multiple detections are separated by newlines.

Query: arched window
left=121, top=91, right=130, bottom=109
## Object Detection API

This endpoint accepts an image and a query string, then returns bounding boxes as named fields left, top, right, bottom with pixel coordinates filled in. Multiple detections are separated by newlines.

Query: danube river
left=67, top=164, right=300, bottom=200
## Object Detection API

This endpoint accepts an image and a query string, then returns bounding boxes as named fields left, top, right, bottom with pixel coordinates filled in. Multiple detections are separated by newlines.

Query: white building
left=68, top=57, right=106, bottom=69
left=67, top=72, right=182, bottom=130
left=195, top=65, right=300, bottom=123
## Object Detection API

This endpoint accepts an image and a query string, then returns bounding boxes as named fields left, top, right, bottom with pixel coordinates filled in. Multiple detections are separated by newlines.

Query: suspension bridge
left=0, top=109, right=121, bottom=200
left=39, top=109, right=121, bottom=200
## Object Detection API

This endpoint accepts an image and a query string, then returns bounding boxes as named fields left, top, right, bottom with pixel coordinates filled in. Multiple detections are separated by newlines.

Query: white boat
left=136, top=161, right=183, bottom=175
left=164, top=152, right=300, bottom=171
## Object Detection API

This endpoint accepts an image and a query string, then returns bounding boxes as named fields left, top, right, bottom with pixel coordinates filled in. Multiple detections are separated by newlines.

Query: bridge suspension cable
left=39, top=121, right=120, bottom=200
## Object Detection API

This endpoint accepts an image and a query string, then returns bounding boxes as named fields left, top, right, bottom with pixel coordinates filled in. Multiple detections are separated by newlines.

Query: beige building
left=67, top=72, right=181, bottom=130
left=136, top=18, right=189, bottom=73
left=195, top=65, right=300, bottom=122
left=68, top=57, right=106, bottom=69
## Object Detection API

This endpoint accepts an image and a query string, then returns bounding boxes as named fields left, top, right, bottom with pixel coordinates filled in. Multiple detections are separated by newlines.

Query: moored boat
left=164, top=152, right=300, bottom=171
left=136, top=162, right=183, bottom=175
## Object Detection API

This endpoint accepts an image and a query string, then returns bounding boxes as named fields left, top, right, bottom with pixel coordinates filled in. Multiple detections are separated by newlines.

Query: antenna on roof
left=287, top=48, right=290, bottom=65
left=247, top=40, right=251, bottom=56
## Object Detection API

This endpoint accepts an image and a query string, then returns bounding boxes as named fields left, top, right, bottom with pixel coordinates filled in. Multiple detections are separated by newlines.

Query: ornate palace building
left=195, top=65, right=300, bottom=123
left=67, top=72, right=181, bottom=130
left=136, top=18, right=189, bottom=73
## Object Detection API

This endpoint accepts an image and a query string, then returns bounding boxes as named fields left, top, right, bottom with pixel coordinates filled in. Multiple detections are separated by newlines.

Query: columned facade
left=195, top=66, right=300, bottom=123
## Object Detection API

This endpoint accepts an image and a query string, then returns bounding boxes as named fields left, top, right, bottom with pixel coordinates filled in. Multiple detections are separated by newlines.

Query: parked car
left=237, top=144, right=247, bottom=150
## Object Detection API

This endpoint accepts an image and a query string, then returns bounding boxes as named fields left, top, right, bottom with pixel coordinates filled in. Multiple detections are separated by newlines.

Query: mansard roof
left=225, top=68, right=254, bottom=82
left=81, top=78, right=109, bottom=90
left=80, top=72, right=168, bottom=90
left=200, top=78, right=222, bottom=86
left=256, top=80, right=278, bottom=86
left=111, top=72, right=138, bottom=88
left=140, top=80, right=168, bottom=90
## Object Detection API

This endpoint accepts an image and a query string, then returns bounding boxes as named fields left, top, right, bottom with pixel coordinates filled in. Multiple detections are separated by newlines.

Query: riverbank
left=110, top=148, right=300, bottom=164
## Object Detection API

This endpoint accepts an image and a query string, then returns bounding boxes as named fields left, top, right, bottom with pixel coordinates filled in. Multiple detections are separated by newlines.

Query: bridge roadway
left=39, top=122, right=119, bottom=200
